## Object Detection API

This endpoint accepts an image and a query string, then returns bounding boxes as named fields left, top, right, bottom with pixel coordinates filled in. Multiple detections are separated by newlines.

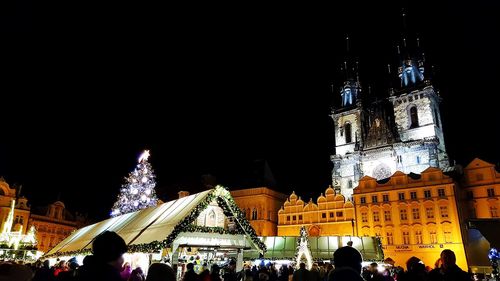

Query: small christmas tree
left=111, top=150, right=158, bottom=217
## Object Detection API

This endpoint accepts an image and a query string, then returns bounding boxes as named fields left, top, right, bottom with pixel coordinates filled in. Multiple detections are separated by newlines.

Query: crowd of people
left=0, top=230, right=479, bottom=281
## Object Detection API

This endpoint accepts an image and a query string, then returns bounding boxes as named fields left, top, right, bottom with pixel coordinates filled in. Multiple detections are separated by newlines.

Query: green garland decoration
left=46, top=186, right=266, bottom=258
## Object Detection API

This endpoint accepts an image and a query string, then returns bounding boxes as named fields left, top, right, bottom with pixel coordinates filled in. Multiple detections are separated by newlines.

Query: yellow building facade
left=231, top=187, right=287, bottom=236
left=0, top=178, right=30, bottom=234
left=353, top=168, right=467, bottom=269
left=30, top=201, right=79, bottom=253
left=461, top=158, right=499, bottom=219
left=277, top=186, right=355, bottom=237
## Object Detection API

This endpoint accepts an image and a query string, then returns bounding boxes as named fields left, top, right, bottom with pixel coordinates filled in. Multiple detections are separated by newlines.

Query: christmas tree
left=111, top=150, right=158, bottom=217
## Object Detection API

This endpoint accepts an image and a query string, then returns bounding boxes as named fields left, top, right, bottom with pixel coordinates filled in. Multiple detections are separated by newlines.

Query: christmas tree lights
left=111, top=150, right=158, bottom=217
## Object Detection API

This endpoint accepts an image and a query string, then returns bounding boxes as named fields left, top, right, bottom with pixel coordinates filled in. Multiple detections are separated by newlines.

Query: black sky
left=1, top=1, right=499, bottom=220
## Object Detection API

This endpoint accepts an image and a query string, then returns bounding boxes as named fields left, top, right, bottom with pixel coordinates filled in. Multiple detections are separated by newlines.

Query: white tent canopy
left=45, top=187, right=264, bottom=258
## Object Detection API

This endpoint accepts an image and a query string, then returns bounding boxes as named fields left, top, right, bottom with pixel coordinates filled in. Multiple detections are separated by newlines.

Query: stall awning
left=244, top=236, right=383, bottom=261
left=45, top=187, right=265, bottom=258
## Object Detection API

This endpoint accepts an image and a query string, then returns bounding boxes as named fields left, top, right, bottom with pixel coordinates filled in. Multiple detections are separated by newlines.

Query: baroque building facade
left=277, top=186, right=355, bottom=237
left=331, top=36, right=449, bottom=198
left=0, top=178, right=30, bottom=234
left=29, top=201, right=82, bottom=253
left=460, top=158, right=499, bottom=219
left=230, top=187, right=287, bottom=236
left=352, top=167, right=467, bottom=269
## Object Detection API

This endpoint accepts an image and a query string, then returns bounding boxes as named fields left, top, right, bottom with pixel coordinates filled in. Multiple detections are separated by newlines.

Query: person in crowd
left=33, top=260, right=55, bottom=281
left=223, top=260, right=242, bottom=281
left=328, top=246, right=364, bottom=281
left=57, top=260, right=79, bottom=281
left=145, top=263, right=176, bottom=281
left=366, top=262, right=384, bottom=281
left=309, top=263, right=321, bottom=281
left=397, top=257, right=428, bottom=281
left=428, top=250, right=471, bottom=281
left=76, top=231, right=128, bottom=281
left=182, top=263, right=199, bottom=281
left=292, top=263, right=308, bottom=281
left=210, top=264, right=222, bottom=281
left=129, top=267, right=145, bottom=281
left=0, top=261, right=33, bottom=281
left=121, top=262, right=132, bottom=281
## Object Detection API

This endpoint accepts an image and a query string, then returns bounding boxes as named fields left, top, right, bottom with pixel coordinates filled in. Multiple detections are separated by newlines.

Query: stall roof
left=45, top=187, right=264, bottom=258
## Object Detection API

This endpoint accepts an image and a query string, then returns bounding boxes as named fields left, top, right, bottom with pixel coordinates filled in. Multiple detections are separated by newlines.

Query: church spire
left=338, top=35, right=362, bottom=108
left=395, top=9, right=426, bottom=89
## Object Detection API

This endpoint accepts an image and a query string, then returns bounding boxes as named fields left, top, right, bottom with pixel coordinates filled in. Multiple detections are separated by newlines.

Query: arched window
left=410, top=106, right=419, bottom=128
left=252, top=208, right=258, bottom=220
left=345, top=123, right=352, bottom=143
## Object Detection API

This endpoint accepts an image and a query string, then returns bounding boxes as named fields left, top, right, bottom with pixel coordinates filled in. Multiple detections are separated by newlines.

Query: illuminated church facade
left=331, top=35, right=449, bottom=198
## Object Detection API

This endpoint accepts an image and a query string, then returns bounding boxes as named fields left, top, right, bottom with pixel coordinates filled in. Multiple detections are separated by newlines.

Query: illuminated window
left=252, top=209, right=258, bottom=220
left=403, top=231, right=410, bottom=244
left=360, top=197, right=366, bottom=204
left=410, top=191, right=417, bottom=200
left=329, top=212, right=334, bottom=218
left=298, top=215, right=303, bottom=221
left=400, top=209, right=408, bottom=221
left=491, top=206, right=499, bottom=218
left=386, top=232, right=394, bottom=245
left=415, top=230, right=423, bottom=244
left=293, top=215, right=296, bottom=221
left=438, top=189, right=446, bottom=197
left=444, top=229, right=452, bottom=243
left=440, top=206, right=449, bottom=218
left=424, top=190, right=431, bottom=198
left=345, top=123, right=352, bottom=143
left=322, top=213, right=326, bottom=219
left=383, top=194, right=389, bottom=202
left=398, top=193, right=405, bottom=201
left=466, top=191, right=474, bottom=199
left=372, top=195, right=378, bottom=203
left=488, top=188, right=495, bottom=197
left=426, top=207, right=435, bottom=219
left=336, top=211, right=343, bottom=217
left=410, top=106, right=419, bottom=128
left=430, top=230, right=437, bottom=244
left=361, top=212, right=368, bottom=223
left=384, top=210, right=391, bottom=222
left=373, top=212, right=380, bottom=222
left=412, top=208, right=420, bottom=220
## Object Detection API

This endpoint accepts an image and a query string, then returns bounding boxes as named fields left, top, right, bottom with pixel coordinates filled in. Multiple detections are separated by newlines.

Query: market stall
left=44, top=186, right=266, bottom=276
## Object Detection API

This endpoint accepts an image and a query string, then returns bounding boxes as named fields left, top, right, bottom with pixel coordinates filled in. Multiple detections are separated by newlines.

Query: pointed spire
left=346, top=34, right=350, bottom=53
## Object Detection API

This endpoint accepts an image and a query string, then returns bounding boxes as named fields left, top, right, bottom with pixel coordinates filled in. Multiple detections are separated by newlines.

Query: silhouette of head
left=440, top=249, right=456, bottom=269
left=146, top=263, right=176, bottom=281
left=92, top=231, right=127, bottom=269
left=333, top=246, right=363, bottom=274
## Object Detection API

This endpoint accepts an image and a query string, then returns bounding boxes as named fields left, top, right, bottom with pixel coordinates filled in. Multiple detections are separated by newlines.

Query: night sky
left=2, top=1, right=499, bottom=221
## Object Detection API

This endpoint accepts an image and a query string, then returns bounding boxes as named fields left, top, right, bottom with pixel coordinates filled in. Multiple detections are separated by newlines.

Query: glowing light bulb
left=141, top=195, right=147, bottom=201
left=142, top=177, right=147, bottom=183
left=145, top=189, right=151, bottom=195
left=131, top=188, right=138, bottom=195
left=133, top=201, right=139, bottom=207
